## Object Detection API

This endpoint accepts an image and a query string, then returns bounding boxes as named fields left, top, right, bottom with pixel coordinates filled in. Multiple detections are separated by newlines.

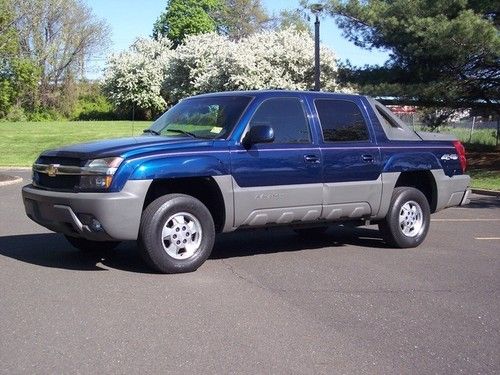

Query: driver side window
left=248, top=98, right=311, bottom=144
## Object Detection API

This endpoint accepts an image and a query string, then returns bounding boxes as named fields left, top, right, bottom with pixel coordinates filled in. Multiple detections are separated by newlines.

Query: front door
left=230, top=96, right=323, bottom=227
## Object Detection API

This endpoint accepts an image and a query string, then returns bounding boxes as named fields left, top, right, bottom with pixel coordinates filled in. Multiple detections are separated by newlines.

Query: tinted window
left=315, top=99, right=370, bottom=142
left=248, top=98, right=310, bottom=144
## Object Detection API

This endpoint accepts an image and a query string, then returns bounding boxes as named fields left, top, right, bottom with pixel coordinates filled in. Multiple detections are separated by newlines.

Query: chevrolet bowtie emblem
left=47, top=164, right=59, bottom=177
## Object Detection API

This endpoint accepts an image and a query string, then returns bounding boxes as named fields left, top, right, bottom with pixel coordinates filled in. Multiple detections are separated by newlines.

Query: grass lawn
left=440, top=127, right=498, bottom=147
left=0, top=121, right=148, bottom=166
left=467, top=151, right=500, bottom=191
left=468, top=169, right=500, bottom=190
left=0, top=120, right=498, bottom=191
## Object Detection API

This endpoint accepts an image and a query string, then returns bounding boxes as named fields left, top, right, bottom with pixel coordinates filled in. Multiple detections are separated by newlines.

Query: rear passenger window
left=248, top=98, right=310, bottom=144
left=315, top=99, right=370, bottom=142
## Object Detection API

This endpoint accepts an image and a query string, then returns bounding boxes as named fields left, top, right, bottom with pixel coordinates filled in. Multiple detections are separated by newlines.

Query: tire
left=138, top=194, right=215, bottom=274
left=64, top=235, right=120, bottom=252
left=379, top=187, right=430, bottom=248
left=293, top=226, right=328, bottom=238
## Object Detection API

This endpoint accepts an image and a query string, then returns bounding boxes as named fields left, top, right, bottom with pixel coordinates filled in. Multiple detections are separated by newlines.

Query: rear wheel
left=379, top=187, right=430, bottom=248
left=138, top=194, right=215, bottom=274
left=64, top=235, right=120, bottom=252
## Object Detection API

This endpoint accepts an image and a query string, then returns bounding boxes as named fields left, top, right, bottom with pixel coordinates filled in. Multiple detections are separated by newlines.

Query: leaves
left=323, top=0, right=500, bottom=110
left=153, top=0, right=222, bottom=46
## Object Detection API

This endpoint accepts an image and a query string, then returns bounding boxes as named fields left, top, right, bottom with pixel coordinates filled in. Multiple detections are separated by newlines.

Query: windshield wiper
left=165, top=129, right=198, bottom=138
left=143, top=129, right=161, bottom=136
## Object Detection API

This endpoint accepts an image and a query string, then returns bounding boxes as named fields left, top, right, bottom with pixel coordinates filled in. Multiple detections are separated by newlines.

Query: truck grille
left=32, top=157, right=83, bottom=191
left=33, top=173, right=80, bottom=191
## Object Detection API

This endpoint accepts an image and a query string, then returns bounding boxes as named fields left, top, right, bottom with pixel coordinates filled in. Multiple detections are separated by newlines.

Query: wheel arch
left=143, top=176, right=227, bottom=233
left=394, top=170, right=438, bottom=213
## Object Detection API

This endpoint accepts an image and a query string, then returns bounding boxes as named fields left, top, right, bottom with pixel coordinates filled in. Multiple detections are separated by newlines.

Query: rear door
left=313, top=97, right=383, bottom=220
left=230, top=96, right=323, bottom=227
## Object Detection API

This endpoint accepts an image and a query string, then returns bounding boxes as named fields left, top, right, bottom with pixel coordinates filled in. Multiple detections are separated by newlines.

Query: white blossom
left=105, top=28, right=341, bottom=111
left=103, top=37, right=173, bottom=112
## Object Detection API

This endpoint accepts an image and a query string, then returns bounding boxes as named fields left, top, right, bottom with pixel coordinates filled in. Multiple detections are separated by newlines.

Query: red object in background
left=453, top=140, right=467, bottom=173
left=387, top=105, right=417, bottom=114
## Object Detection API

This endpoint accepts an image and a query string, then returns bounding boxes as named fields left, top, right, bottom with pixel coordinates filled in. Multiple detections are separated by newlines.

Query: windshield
left=147, top=95, right=252, bottom=139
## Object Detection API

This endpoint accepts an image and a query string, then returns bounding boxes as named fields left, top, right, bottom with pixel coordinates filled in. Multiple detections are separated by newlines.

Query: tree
left=0, top=0, right=39, bottom=117
left=104, top=37, right=173, bottom=117
left=276, top=9, right=311, bottom=33
left=216, top=0, right=271, bottom=40
left=153, top=0, right=273, bottom=44
left=105, top=27, right=340, bottom=111
left=11, top=0, right=110, bottom=111
left=322, top=0, right=500, bottom=111
left=164, top=28, right=339, bottom=101
left=153, top=0, right=222, bottom=46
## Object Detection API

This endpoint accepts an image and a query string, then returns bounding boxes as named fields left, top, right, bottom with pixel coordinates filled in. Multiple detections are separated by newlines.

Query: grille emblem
left=47, top=164, right=59, bottom=177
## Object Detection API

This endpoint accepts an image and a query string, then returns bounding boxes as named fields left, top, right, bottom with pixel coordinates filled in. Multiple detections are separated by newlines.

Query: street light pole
left=310, top=4, right=324, bottom=91
left=314, top=13, right=320, bottom=91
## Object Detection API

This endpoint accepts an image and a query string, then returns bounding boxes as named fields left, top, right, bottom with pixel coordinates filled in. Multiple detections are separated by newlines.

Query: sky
left=85, top=0, right=390, bottom=79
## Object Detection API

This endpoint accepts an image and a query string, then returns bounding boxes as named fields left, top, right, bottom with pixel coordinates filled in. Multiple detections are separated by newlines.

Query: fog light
left=77, top=213, right=103, bottom=232
left=90, top=219, right=102, bottom=232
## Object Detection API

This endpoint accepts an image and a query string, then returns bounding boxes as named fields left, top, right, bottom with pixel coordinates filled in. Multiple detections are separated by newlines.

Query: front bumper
left=22, top=180, right=152, bottom=241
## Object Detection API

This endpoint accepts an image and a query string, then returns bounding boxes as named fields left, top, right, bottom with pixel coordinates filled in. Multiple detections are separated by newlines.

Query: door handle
left=304, top=154, right=320, bottom=164
left=361, top=154, right=374, bottom=163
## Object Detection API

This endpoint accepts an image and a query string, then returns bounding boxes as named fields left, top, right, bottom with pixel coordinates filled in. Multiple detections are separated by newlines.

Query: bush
left=72, top=92, right=116, bottom=121
left=3, top=105, right=27, bottom=122
left=27, top=108, right=63, bottom=122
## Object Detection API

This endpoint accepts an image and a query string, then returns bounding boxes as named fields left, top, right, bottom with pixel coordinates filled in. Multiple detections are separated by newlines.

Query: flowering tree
left=103, top=37, right=173, bottom=116
left=234, top=28, right=338, bottom=91
left=105, top=28, right=340, bottom=112
left=164, top=28, right=339, bottom=102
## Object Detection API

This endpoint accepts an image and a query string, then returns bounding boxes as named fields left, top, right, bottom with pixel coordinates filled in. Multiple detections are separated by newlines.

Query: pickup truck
left=22, top=90, right=471, bottom=273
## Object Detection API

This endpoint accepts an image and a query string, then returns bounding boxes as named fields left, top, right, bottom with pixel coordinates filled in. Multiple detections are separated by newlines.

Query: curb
left=0, top=167, right=31, bottom=170
left=471, top=189, right=500, bottom=197
left=0, top=176, right=23, bottom=187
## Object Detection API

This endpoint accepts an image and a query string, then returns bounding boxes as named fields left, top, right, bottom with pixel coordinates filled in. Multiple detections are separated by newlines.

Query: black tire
left=64, top=235, right=120, bottom=252
left=138, top=194, right=215, bottom=274
left=293, top=226, right=328, bottom=238
left=379, top=187, right=430, bottom=248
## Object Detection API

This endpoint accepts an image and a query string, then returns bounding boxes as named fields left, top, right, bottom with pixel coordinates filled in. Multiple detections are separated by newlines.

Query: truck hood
left=40, top=136, right=214, bottom=160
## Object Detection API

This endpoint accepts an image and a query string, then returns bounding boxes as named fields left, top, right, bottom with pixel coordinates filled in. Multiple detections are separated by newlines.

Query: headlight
left=78, top=157, right=124, bottom=190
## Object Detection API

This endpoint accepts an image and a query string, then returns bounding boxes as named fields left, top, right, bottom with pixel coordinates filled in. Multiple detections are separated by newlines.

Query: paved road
left=0, top=169, right=498, bottom=374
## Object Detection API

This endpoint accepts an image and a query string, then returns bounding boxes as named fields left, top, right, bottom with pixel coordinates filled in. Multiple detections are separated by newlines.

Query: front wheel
left=138, top=194, right=215, bottom=274
left=379, top=187, right=430, bottom=248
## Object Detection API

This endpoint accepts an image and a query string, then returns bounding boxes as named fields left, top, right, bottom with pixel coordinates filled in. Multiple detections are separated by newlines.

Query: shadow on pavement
left=211, top=225, right=387, bottom=259
left=0, top=233, right=153, bottom=273
left=466, top=195, right=500, bottom=209
left=0, top=226, right=387, bottom=272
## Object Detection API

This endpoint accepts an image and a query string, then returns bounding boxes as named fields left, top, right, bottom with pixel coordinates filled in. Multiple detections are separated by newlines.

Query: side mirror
left=243, top=125, right=274, bottom=147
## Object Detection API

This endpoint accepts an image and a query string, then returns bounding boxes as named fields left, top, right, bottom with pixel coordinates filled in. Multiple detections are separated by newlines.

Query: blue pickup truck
left=22, top=90, right=470, bottom=273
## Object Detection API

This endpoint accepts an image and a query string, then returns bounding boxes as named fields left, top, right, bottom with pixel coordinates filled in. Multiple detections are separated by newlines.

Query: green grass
left=415, top=126, right=498, bottom=149
left=0, top=121, right=148, bottom=166
left=469, top=169, right=500, bottom=191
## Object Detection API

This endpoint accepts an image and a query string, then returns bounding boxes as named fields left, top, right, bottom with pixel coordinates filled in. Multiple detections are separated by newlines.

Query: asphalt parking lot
left=0, top=169, right=498, bottom=374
